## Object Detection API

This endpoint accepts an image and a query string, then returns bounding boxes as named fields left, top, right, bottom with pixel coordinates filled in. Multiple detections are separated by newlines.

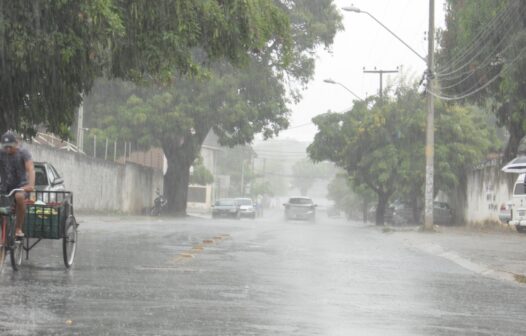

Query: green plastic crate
left=24, top=205, right=65, bottom=239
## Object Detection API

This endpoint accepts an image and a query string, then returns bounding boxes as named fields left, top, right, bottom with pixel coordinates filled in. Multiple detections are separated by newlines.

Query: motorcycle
left=150, top=189, right=167, bottom=216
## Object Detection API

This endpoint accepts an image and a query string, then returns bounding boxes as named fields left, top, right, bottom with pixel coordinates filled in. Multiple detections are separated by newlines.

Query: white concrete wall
left=25, top=143, right=163, bottom=214
left=465, top=162, right=515, bottom=224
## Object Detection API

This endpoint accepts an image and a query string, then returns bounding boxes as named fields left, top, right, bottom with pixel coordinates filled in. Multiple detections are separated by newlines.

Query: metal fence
left=33, top=133, right=164, bottom=170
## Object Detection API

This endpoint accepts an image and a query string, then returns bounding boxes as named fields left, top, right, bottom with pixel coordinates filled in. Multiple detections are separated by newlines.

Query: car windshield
left=236, top=199, right=252, bottom=205
left=215, top=199, right=235, bottom=206
left=514, top=183, right=526, bottom=195
left=34, top=166, right=48, bottom=186
left=289, top=198, right=313, bottom=205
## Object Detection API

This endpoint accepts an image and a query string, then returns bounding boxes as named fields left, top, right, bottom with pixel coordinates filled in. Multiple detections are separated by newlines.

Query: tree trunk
left=161, top=126, right=210, bottom=216
left=503, top=118, right=525, bottom=163
left=163, top=151, right=192, bottom=216
left=162, top=138, right=198, bottom=216
left=375, top=193, right=389, bottom=226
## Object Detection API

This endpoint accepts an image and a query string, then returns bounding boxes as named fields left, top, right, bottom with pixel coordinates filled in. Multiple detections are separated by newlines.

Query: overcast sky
left=277, top=0, right=447, bottom=143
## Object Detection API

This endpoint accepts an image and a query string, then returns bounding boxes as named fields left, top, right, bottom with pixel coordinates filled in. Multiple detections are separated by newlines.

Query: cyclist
left=0, top=131, right=35, bottom=238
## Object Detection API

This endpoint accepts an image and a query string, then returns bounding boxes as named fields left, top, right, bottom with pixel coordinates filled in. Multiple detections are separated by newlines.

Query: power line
left=429, top=45, right=526, bottom=101
left=283, top=122, right=313, bottom=130
left=436, top=29, right=520, bottom=82
left=436, top=2, right=518, bottom=75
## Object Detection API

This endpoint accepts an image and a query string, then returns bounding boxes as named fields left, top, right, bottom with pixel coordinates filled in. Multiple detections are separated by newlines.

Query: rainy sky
left=278, top=0, right=447, bottom=142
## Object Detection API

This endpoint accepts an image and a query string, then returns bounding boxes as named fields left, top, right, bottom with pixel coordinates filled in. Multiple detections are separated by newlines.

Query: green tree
left=85, top=0, right=343, bottom=215
left=217, top=145, right=257, bottom=196
left=0, top=0, right=121, bottom=136
left=291, top=159, right=335, bottom=196
left=308, top=86, right=492, bottom=225
left=1, top=0, right=294, bottom=137
left=189, top=157, right=214, bottom=186
left=437, top=0, right=526, bottom=161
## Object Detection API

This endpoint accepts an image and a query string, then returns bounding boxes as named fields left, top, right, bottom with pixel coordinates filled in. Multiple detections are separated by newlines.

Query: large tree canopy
left=308, top=86, right=492, bottom=225
left=0, top=0, right=294, bottom=137
left=84, top=0, right=343, bottom=215
left=437, top=0, right=526, bottom=160
left=291, top=158, right=335, bottom=196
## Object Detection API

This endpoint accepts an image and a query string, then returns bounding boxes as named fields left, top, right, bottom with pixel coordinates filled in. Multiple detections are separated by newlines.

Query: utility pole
left=77, top=102, right=84, bottom=152
left=240, top=160, right=245, bottom=196
left=342, top=3, right=435, bottom=230
left=424, top=0, right=435, bottom=231
left=363, top=67, right=398, bottom=98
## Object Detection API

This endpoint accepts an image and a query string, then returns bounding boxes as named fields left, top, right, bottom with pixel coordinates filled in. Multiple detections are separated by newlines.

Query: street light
left=323, top=79, right=364, bottom=101
left=343, top=2, right=435, bottom=230
left=342, top=6, right=427, bottom=63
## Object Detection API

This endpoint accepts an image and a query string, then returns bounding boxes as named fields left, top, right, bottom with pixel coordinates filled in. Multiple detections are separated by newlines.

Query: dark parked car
left=212, top=198, right=240, bottom=219
left=390, top=203, right=415, bottom=226
left=283, top=197, right=316, bottom=221
left=433, top=201, right=453, bottom=225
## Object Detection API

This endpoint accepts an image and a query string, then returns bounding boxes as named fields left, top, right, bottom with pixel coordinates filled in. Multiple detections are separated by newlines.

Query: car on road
left=283, top=196, right=316, bottom=221
left=234, top=198, right=256, bottom=219
left=211, top=198, right=240, bottom=219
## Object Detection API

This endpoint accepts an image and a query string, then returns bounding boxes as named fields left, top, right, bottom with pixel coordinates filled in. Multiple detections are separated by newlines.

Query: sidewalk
left=389, top=225, right=526, bottom=285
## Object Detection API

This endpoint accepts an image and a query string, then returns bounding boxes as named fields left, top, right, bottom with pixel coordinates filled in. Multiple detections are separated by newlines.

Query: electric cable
left=435, top=5, right=523, bottom=79
left=436, top=3, right=517, bottom=74
left=428, top=45, right=526, bottom=101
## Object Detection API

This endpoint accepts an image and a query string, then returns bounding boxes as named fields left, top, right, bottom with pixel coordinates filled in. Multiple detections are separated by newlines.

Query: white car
left=508, top=173, right=526, bottom=233
left=34, top=162, right=66, bottom=203
left=283, top=196, right=316, bottom=221
left=34, top=162, right=65, bottom=192
left=235, top=198, right=256, bottom=219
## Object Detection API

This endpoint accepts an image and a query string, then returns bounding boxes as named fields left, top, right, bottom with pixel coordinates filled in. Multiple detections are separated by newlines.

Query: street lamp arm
left=323, top=79, right=364, bottom=101
left=356, top=10, right=427, bottom=63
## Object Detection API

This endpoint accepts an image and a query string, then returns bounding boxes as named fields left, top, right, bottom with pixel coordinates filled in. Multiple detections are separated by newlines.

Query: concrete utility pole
left=424, top=0, right=435, bottom=231
left=240, top=160, right=245, bottom=196
left=77, top=102, right=84, bottom=152
left=363, top=68, right=398, bottom=99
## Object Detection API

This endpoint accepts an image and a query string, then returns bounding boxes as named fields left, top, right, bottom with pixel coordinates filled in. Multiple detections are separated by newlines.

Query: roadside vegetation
left=1, top=0, right=343, bottom=215
left=310, top=0, right=526, bottom=226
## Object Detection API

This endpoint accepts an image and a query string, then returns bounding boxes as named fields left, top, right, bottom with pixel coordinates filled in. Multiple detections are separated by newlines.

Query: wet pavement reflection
left=0, top=212, right=525, bottom=335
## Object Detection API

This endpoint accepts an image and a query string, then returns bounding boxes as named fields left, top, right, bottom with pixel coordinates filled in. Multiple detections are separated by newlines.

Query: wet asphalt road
left=0, top=211, right=525, bottom=335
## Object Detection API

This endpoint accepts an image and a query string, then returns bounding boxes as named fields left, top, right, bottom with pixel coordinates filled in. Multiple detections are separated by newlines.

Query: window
left=514, top=183, right=526, bottom=195
left=215, top=199, right=235, bottom=206
left=34, top=166, right=48, bottom=186
left=289, top=198, right=313, bottom=205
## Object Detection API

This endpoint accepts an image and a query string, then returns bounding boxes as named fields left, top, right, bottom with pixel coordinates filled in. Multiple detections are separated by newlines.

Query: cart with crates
left=22, top=190, right=78, bottom=268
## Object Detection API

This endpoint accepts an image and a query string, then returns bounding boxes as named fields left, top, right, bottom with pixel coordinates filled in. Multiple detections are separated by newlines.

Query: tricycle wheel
left=10, top=240, right=23, bottom=271
left=63, top=216, right=78, bottom=268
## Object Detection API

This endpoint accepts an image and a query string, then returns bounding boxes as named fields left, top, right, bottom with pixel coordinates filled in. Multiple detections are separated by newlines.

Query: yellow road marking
left=179, top=252, right=194, bottom=258
left=166, top=234, right=232, bottom=265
